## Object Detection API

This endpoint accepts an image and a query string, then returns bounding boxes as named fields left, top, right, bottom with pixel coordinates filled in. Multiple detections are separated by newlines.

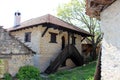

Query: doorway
left=61, top=36, right=65, bottom=50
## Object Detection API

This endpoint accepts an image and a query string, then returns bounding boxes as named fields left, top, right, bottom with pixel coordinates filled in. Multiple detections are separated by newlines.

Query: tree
left=57, top=0, right=103, bottom=60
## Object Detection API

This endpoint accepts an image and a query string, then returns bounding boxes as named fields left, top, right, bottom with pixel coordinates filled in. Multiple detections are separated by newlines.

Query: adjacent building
left=86, top=0, right=120, bottom=80
left=0, top=26, right=35, bottom=77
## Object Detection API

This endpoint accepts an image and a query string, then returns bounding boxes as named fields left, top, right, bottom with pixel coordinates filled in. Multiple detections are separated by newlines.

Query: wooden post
left=68, top=32, right=70, bottom=45
left=71, top=33, right=74, bottom=45
left=94, top=51, right=101, bottom=80
left=68, top=32, right=70, bottom=54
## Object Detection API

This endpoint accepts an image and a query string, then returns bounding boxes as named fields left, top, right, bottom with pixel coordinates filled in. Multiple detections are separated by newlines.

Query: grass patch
left=48, top=61, right=96, bottom=80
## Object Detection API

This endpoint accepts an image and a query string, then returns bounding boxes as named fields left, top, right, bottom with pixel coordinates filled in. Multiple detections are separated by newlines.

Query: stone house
left=9, top=13, right=92, bottom=73
left=86, top=0, right=120, bottom=80
left=0, top=26, right=35, bottom=77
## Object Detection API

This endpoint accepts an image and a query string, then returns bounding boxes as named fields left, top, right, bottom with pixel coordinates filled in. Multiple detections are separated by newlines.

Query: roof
left=86, top=0, right=116, bottom=18
left=9, top=14, right=92, bottom=37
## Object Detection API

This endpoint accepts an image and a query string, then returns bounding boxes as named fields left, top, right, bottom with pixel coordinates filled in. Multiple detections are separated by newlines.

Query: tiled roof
left=9, top=14, right=92, bottom=37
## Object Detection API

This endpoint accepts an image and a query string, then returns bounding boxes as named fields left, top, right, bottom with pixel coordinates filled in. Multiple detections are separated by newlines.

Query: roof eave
left=10, top=23, right=92, bottom=37
left=86, top=0, right=116, bottom=18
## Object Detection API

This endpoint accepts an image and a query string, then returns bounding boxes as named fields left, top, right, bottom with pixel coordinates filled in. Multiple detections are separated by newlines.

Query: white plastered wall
left=101, top=1, right=120, bottom=80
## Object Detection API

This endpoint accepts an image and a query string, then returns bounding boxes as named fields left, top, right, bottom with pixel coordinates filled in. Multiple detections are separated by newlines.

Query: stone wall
left=0, top=59, right=6, bottom=78
left=8, top=55, right=33, bottom=76
left=11, top=25, right=82, bottom=72
left=101, top=1, right=120, bottom=80
left=0, top=27, right=34, bottom=54
left=11, top=26, right=41, bottom=54
left=0, top=27, right=34, bottom=76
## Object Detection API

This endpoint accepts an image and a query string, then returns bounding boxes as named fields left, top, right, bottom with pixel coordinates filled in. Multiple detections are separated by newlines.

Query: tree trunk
left=91, top=45, right=97, bottom=60
left=94, top=52, right=101, bottom=80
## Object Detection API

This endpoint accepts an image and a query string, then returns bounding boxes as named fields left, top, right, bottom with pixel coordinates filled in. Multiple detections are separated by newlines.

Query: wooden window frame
left=49, top=32, right=58, bottom=43
left=72, top=36, right=76, bottom=45
left=24, top=32, right=31, bottom=42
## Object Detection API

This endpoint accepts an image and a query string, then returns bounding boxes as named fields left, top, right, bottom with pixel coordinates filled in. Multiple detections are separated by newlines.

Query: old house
left=9, top=13, right=92, bottom=73
left=86, top=0, right=120, bottom=80
left=0, top=26, right=35, bottom=77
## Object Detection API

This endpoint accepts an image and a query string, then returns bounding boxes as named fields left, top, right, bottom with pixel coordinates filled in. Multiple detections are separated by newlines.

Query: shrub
left=16, top=65, right=42, bottom=80
left=3, top=73, right=12, bottom=80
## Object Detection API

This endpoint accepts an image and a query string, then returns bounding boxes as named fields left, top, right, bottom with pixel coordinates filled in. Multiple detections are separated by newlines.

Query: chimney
left=14, top=11, right=21, bottom=28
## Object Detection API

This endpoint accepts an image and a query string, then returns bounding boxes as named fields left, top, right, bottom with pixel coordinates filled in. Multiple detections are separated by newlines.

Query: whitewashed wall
left=101, top=1, right=120, bottom=80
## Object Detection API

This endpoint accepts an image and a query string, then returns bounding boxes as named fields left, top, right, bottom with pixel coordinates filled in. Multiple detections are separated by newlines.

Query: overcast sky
left=0, top=0, right=70, bottom=28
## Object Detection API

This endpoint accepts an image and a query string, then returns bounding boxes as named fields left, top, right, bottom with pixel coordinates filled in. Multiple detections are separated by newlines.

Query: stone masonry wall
left=0, top=27, right=33, bottom=54
left=0, top=27, right=34, bottom=76
left=8, top=55, right=33, bottom=76
left=11, top=26, right=41, bottom=54
left=101, top=1, right=120, bottom=80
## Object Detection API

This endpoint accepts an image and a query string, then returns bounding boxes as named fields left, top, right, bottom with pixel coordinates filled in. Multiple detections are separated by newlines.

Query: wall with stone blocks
left=101, top=1, right=120, bottom=80
left=10, top=26, right=41, bottom=54
left=8, top=55, right=33, bottom=76
left=0, top=27, right=34, bottom=76
left=0, top=27, right=34, bottom=54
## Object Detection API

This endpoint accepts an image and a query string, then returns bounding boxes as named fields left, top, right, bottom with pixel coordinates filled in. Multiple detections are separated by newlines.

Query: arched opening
left=66, top=58, right=76, bottom=67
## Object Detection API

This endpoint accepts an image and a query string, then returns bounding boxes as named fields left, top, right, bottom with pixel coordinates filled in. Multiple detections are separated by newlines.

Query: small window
left=24, top=32, right=31, bottom=42
left=72, top=36, right=76, bottom=45
left=49, top=32, right=58, bottom=43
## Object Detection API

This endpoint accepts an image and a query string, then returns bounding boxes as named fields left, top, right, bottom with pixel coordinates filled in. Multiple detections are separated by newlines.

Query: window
left=24, top=32, right=31, bottom=42
left=72, top=36, right=76, bottom=45
left=49, top=32, right=58, bottom=43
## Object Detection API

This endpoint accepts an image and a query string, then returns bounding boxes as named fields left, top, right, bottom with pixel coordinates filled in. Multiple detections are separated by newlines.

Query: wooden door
left=61, top=36, right=65, bottom=50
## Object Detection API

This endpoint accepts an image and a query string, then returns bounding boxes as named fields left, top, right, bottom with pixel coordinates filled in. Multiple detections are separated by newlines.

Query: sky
left=0, top=0, right=70, bottom=28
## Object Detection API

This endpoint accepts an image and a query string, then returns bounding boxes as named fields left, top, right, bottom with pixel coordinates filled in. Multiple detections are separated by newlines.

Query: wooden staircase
left=44, top=44, right=83, bottom=74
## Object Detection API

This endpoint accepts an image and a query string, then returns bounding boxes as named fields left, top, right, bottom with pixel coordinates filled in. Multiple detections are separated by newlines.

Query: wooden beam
left=81, top=37, right=86, bottom=42
left=94, top=51, right=101, bottom=80
left=42, top=27, right=49, bottom=37
left=93, top=0, right=115, bottom=5
left=71, top=34, right=74, bottom=45
left=68, top=32, right=70, bottom=45
left=68, top=32, right=70, bottom=55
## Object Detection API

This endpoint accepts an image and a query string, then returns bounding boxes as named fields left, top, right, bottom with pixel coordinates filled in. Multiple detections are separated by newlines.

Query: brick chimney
left=14, top=11, right=21, bottom=28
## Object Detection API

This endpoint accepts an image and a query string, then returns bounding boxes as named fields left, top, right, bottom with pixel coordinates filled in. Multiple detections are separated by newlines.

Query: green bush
left=3, top=73, right=12, bottom=80
left=16, top=65, right=42, bottom=80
